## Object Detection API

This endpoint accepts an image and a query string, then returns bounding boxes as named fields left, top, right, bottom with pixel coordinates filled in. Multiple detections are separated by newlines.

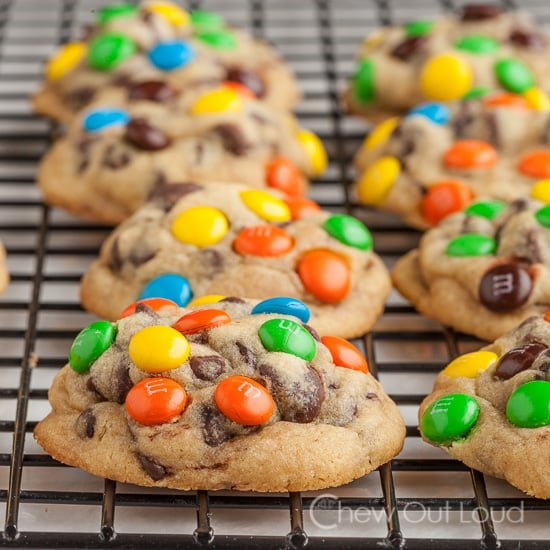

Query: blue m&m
left=407, top=102, right=450, bottom=125
left=138, top=274, right=192, bottom=306
left=83, top=108, right=130, bottom=132
left=251, top=297, right=310, bottom=323
left=148, top=40, right=195, bottom=71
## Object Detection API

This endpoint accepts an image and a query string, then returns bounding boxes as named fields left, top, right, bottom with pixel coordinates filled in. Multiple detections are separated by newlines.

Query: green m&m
left=190, top=10, right=224, bottom=31
left=404, top=20, right=434, bottom=38
left=69, top=320, right=116, bottom=373
left=535, top=205, right=550, bottom=228
left=323, top=214, right=373, bottom=250
left=258, top=318, right=316, bottom=361
left=494, top=58, right=534, bottom=94
left=465, top=200, right=506, bottom=220
left=506, top=380, right=550, bottom=428
left=463, top=86, right=491, bottom=100
left=353, top=59, right=375, bottom=104
left=445, top=234, right=497, bottom=257
left=88, top=32, right=137, bottom=71
left=96, top=3, right=138, bottom=25
left=421, top=393, right=480, bottom=444
left=196, top=30, right=238, bottom=50
left=454, top=34, right=499, bottom=55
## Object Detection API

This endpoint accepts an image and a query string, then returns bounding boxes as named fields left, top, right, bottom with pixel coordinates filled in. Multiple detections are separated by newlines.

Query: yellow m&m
left=531, top=179, right=550, bottom=204
left=171, top=206, right=229, bottom=247
left=362, top=117, right=399, bottom=151
left=420, top=54, right=473, bottom=101
left=523, top=87, right=550, bottom=111
left=357, top=156, right=400, bottom=205
left=296, top=129, right=328, bottom=177
left=146, top=2, right=190, bottom=26
left=443, top=351, right=498, bottom=378
left=191, top=88, right=243, bottom=115
left=189, top=294, right=225, bottom=306
left=240, top=190, right=290, bottom=222
left=47, top=42, right=87, bottom=81
left=129, top=326, right=190, bottom=373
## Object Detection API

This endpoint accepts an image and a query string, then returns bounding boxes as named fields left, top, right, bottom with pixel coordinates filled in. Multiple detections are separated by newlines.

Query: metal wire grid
left=0, top=0, right=549, bottom=548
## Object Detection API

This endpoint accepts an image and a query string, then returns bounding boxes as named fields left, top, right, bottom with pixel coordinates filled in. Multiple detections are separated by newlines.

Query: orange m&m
left=125, top=377, right=188, bottom=425
left=266, top=157, right=306, bottom=197
left=321, top=336, right=368, bottom=373
left=173, top=309, right=232, bottom=334
left=222, top=81, right=256, bottom=99
left=518, top=150, right=550, bottom=178
left=444, top=140, right=498, bottom=169
left=214, top=375, right=274, bottom=425
left=545, top=310, right=550, bottom=323
left=284, top=196, right=321, bottom=219
left=233, top=225, right=294, bottom=256
left=483, top=92, right=529, bottom=109
left=120, top=297, right=178, bottom=319
left=297, top=249, right=351, bottom=303
left=421, top=180, right=473, bottom=225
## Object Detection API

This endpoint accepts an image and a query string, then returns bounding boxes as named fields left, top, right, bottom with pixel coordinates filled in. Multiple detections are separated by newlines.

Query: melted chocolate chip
left=102, top=143, right=131, bottom=169
left=112, top=359, right=134, bottom=403
left=509, top=30, right=546, bottom=50
left=147, top=182, right=202, bottom=211
left=390, top=35, right=427, bottom=61
left=250, top=112, right=269, bottom=125
left=479, top=262, right=533, bottom=312
left=199, top=249, right=224, bottom=273
left=129, top=247, right=157, bottom=267
left=303, top=324, right=321, bottom=342
left=220, top=297, right=246, bottom=304
left=460, top=3, right=503, bottom=21
left=214, top=124, right=250, bottom=156
left=454, top=100, right=475, bottom=139
left=494, top=342, right=548, bottom=380
left=76, top=408, right=96, bottom=438
left=66, top=87, right=95, bottom=111
left=112, top=73, right=132, bottom=87
left=135, top=303, right=157, bottom=316
left=125, top=118, right=171, bottom=151
left=194, top=141, right=205, bottom=165
left=190, top=356, right=227, bottom=381
left=137, top=454, right=168, bottom=481
left=366, top=392, right=378, bottom=400
left=201, top=405, right=231, bottom=446
left=485, top=111, right=499, bottom=148
left=128, top=80, right=178, bottom=102
left=521, top=229, right=543, bottom=264
left=543, top=117, right=550, bottom=147
left=236, top=341, right=256, bottom=369
left=187, top=332, right=210, bottom=345
left=109, top=238, right=123, bottom=271
left=226, top=67, right=265, bottom=98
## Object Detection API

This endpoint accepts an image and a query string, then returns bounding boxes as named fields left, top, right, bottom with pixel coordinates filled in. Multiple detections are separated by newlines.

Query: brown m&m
left=479, top=261, right=533, bottom=312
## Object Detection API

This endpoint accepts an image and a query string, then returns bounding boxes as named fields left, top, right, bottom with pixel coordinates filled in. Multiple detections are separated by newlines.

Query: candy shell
left=88, top=32, right=136, bottom=71
left=445, top=234, right=497, bottom=257
left=494, top=343, right=547, bottom=380
left=146, top=3, right=189, bottom=26
left=407, top=102, right=450, bottom=125
left=321, top=336, right=368, bottom=373
left=46, top=42, right=87, bottom=81
left=322, top=214, right=372, bottom=250
left=148, top=40, right=195, bottom=71
left=258, top=318, right=316, bottom=361
left=494, top=58, right=534, bottom=94
left=172, top=309, right=232, bottom=334
left=479, top=262, right=533, bottom=312
left=464, top=200, right=506, bottom=220
left=483, top=92, right=529, bottom=109
left=443, top=351, right=497, bottom=378
left=421, top=393, right=480, bottom=443
left=126, top=377, right=187, bottom=425
left=222, top=81, right=256, bottom=99
left=69, top=320, right=115, bottom=373
left=240, top=190, right=290, bottom=222
left=196, top=30, right=238, bottom=50
left=506, top=380, right=550, bottom=428
left=129, top=326, right=190, bottom=373
left=444, top=140, right=498, bottom=169
left=454, top=34, right=499, bottom=54
left=139, top=274, right=192, bottom=307
left=82, top=108, right=130, bottom=132
left=171, top=206, right=228, bottom=247
left=535, top=205, right=550, bottom=228
left=189, top=294, right=225, bottom=306
left=352, top=58, right=375, bottom=103
left=266, top=158, right=305, bottom=197
left=518, top=150, right=550, bottom=179
left=233, top=225, right=294, bottom=257
left=357, top=156, right=400, bottom=205
left=362, top=117, right=399, bottom=151
left=420, top=54, right=473, bottom=101
left=284, top=196, right=321, bottom=220
left=214, top=376, right=274, bottom=425
left=530, top=179, right=550, bottom=203
left=523, top=87, right=550, bottom=111
left=251, top=297, right=311, bottom=323
left=191, top=88, right=243, bottom=115
left=463, top=86, right=491, bottom=100
left=120, top=297, right=178, bottom=318
left=404, top=20, right=434, bottom=38
left=190, top=10, right=224, bottom=31
left=97, top=3, right=138, bottom=24
left=421, top=180, right=473, bottom=225
left=297, top=249, right=351, bottom=303
left=296, top=130, right=327, bottom=177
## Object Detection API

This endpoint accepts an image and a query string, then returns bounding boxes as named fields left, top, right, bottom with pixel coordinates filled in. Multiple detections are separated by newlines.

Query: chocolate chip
left=112, top=358, right=134, bottom=403
left=366, top=392, right=378, bottom=400
left=112, top=72, right=132, bottom=87
left=479, top=262, right=533, bottom=312
left=129, top=247, right=157, bottom=267
left=128, top=80, right=178, bottom=102
left=76, top=407, right=96, bottom=438
left=460, top=4, right=503, bottom=20
left=543, top=116, right=550, bottom=147
left=390, top=35, right=427, bottom=61
left=226, top=67, right=266, bottom=98
left=66, top=87, right=95, bottom=111
left=190, top=356, right=228, bottom=381
left=303, top=324, right=321, bottom=342
left=102, top=143, right=131, bottom=169
left=454, top=100, right=475, bottom=139
left=494, top=342, right=548, bottom=380
left=201, top=405, right=231, bottom=446
left=109, top=238, right=123, bottom=271
left=194, top=141, right=205, bottom=165
left=250, top=112, right=269, bottom=125
left=519, top=228, right=543, bottom=264
left=125, top=118, right=171, bottom=151
left=214, top=124, right=250, bottom=156
left=485, top=111, right=499, bottom=149
left=509, top=30, right=546, bottom=50
left=186, top=332, right=210, bottom=345
left=220, top=297, right=247, bottom=304
left=236, top=341, right=256, bottom=369
left=259, top=364, right=325, bottom=423
left=148, top=182, right=202, bottom=211
left=135, top=303, right=157, bottom=316
left=137, top=453, right=168, bottom=481
left=199, top=249, right=224, bottom=273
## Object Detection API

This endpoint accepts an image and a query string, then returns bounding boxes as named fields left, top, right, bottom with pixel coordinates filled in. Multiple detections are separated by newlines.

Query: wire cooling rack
left=1, top=0, right=549, bottom=548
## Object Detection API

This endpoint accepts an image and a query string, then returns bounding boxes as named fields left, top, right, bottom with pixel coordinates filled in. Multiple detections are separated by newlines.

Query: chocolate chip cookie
left=80, top=182, right=390, bottom=339
left=37, top=86, right=326, bottom=224
left=354, top=94, right=550, bottom=229
left=33, top=2, right=299, bottom=123
left=419, top=313, right=550, bottom=498
left=392, top=197, right=550, bottom=341
left=34, top=296, right=405, bottom=491
left=345, top=3, right=550, bottom=121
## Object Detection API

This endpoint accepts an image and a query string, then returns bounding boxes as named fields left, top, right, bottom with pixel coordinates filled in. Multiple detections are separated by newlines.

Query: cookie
left=37, top=85, right=326, bottom=224
left=80, top=182, right=390, bottom=339
left=419, top=313, right=550, bottom=498
left=0, top=240, right=8, bottom=294
left=354, top=93, right=550, bottom=229
left=34, top=296, right=405, bottom=491
left=345, top=3, right=550, bottom=121
left=33, top=2, right=299, bottom=123
left=392, top=196, right=550, bottom=341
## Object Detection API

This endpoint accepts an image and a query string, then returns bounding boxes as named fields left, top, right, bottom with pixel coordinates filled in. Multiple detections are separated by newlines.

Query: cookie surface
left=34, top=297, right=405, bottom=492
left=392, top=197, right=550, bottom=341
left=345, top=4, right=550, bottom=120
left=354, top=94, right=550, bottom=229
left=0, top=240, right=8, bottom=294
left=419, top=313, right=550, bottom=498
left=38, top=87, right=325, bottom=224
left=33, top=2, right=299, bottom=123
left=80, top=182, right=391, bottom=339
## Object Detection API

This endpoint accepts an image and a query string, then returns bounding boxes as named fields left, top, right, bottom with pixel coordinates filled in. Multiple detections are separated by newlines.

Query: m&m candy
left=189, top=294, right=225, bottom=306
left=536, top=205, right=550, bottom=228
left=69, top=320, right=115, bottom=373
left=171, top=206, right=228, bottom=247
left=284, top=196, right=321, bottom=220
left=82, top=108, right=130, bottom=132
left=404, top=19, right=434, bottom=38
left=148, top=40, right=195, bottom=71
left=442, top=351, right=497, bottom=378
left=494, top=343, right=547, bottom=380
left=266, top=158, right=306, bottom=197
left=47, top=42, right=86, bottom=81
left=407, top=102, right=450, bottom=125
left=88, top=32, right=136, bottom=71
left=190, top=10, right=224, bottom=31
left=523, top=87, right=550, bottom=111
left=97, top=3, right=138, bottom=25
left=445, top=234, right=497, bottom=257
left=494, top=58, right=534, bottom=94
left=506, top=380, right=550, bottom=428
left=483, top=92, right=529, bottom=109
left=518, top=150, right=550, bottom=178
left=139, top=274, right=192, bottom=306
left=129, top=326, right=190, bottom=373
left=191, top=88, right=243, bottom=115
left=421, top=180, right=473, bottom=225
left=214, top=376, right=274, bottom=425
left=120, top=297, right=178, bottom=318
left=321, top=336, right=368, bottom=373
left=362, top=117, right=399, bottom=151
left=258, top=318, right=316, bottom=361
left=172, top=309, right=232, bottom=334
left=464, top=200, right=506, bottom=220
left=146, top=2, right=190, bottom=26
left=352, top=58, right=375, bottom=103
left=454, top=34, right=499, bottom=55
left=126, top=377, right=188, bottom=425
left=530, top=179, right=550, bottom=203
left=297, top=249, right=351, bottom=303
left=251, top=297, right=310, bottom=323
left=479, top=262, right=533, bottom=312
left=356, top=156, right=400, bottom=205
left=233, top=225, right=294, bottom=256
left=444, top=140, right=498, bottom=169
left=322, top=214, right=372, bottom=250
left=196, top=30, right=238, bottom=50
left=239, top=190, right=290, bottom=222
left=420, top=54, right=472, bottom=101
left=421, top=393, right=480, bottom=443
left=296, top=130, right=328, bottom=177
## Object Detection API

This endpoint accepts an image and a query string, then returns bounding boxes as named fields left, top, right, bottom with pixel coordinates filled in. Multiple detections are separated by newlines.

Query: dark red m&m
left=479, top=262, right=533, bottom=312
left=494, top=342, right=548, bottom=380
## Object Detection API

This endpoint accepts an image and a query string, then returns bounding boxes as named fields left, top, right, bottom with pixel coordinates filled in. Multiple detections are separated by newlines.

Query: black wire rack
left=1, top=0, right=549, bottom=548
